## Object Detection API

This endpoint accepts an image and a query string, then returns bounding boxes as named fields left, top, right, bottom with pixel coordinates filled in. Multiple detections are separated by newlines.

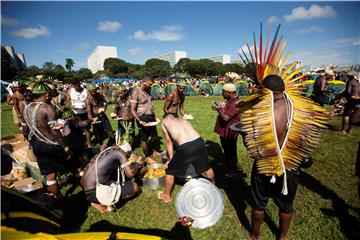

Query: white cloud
left=284, top=4, right=336, bottom=22
left=12, top=25, right=51, bottom=39
left=293, top=26, right=323, bottom=34
left=1, top=16, right=22, bottom=26
left=291, top=50, right=353, bottom=66
left=128, top=47, right=142, bottom=56
left=97, top=21, right=122, bottom=33
left=132, top=26, right=184, bottom=41
left=329, top=37, right=360, bottom=47
left=267, top=16, right=278, bottom=25
left=74, top=42, right=90, bottom=51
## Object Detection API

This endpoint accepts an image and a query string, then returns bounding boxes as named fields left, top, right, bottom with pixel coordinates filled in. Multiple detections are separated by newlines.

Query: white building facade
left=207, top=54, right=231, bottom=64
left=153, top=51, right=187, bottom=67
left=87, top=46, right=118, bottom=73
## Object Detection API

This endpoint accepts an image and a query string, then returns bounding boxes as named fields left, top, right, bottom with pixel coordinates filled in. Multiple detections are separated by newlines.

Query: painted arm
left=163, top=93, right=174, bottom=114
left=130, top=89, right=145, bottom=126
left=85, top=96, right=94, bottom=120
left=46, top=104, right=64, bottom=145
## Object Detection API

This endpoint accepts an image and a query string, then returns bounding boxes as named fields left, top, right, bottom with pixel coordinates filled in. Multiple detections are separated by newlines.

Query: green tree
left=65, top=58, right=75, bottom=72
left=186, top=60, right=207, bottom=77
left=104, top=58, right=128, bottom=74
left=75, top=68, right=93, bottom=82
left=53, top=64, right=66, bottom=81
left=144, top=58, right=171, bottom=78
left=42, top=61, right=56, bottom=70
left=223, top=63, right=243, bottom=74
left=18, top=65, right=41, bottom=78
left=174, top=58, right=191, bottom=73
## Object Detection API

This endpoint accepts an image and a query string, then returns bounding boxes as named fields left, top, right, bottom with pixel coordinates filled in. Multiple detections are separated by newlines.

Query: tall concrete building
left=1, top=44, right=27, bottom=71
left=153, top=50, right=187, bottom=67
left=87, top=45, right=118, bottom=73
left=207, top=54, right=231, bottom=64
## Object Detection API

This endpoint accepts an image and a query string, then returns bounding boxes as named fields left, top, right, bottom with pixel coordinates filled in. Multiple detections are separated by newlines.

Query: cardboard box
left=13, top=177, right=43, bottom=193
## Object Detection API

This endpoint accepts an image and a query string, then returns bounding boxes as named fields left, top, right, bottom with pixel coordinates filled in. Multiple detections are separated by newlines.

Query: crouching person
left=81, top=142, right=144, bottom=213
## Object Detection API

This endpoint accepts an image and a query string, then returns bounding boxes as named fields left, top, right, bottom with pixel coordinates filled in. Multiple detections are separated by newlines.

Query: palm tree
left=65, top=58, right=75, bottom=72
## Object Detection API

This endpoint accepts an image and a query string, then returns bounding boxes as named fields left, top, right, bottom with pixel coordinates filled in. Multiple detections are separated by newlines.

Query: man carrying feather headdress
left=234, top=23, right=328, bottom=240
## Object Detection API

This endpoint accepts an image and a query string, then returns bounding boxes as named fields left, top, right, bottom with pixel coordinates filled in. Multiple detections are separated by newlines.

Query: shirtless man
left=158, top=114, right=215, bottom=203
left=86, top=84, right=114, bottom=147
left=311, top=69, right=334, bottom=106
left=81, top=145, right=144, bottom=213
left=112, top=85, right=134, bottom=145
left=22, top=83, right=67, bottom=197
left=10, top=83, right=26, bottom=129
left=163, top=79, right=186, bottom=117
left=339, top=74, right=360, bottom=135
left=130, top=76, right=159, bottom=162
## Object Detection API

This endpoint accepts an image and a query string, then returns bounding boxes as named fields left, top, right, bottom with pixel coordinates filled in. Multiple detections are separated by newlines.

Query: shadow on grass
left=206, top=140, right=278, bottom=237
left=87, top=220, right=193, bottom=240
left=60, top=190, right=90, bottom=232
left=299, top=170, right=360, bottom=240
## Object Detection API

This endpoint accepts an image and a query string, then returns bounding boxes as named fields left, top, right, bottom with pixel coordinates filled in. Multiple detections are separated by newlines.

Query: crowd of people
left=3, top=66, right=359, bottom=239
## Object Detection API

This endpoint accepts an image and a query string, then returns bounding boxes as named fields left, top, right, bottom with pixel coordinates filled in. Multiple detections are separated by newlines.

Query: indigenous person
left=81, top=144, right=144, bottom=213
left=158, top=114, right=215, bottom=203
left=60, top=107, right=90, bottom=173
left=212, top=83, right=240, bottom=177
left=310, top=69, right=334, bottom=106
left=338, top=74, right=360, bottom=136
left=66, top=79, right=91, bottom=147
left=85, top=84, right=114, bottom=148
left=130, top=76, right=159, bottom=163
left=236, top=25, right=328, bottom=240
left=10, top=82, right=26, bottom=129
left=22, top=82, right=69, bottom=197
left=112, top=85, right=135, bottom=146
left=163, top=78, right=186, bottom=118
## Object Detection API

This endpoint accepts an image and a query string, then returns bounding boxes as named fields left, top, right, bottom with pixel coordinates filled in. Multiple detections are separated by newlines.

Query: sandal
left=157, top=191, right=171, bottom=204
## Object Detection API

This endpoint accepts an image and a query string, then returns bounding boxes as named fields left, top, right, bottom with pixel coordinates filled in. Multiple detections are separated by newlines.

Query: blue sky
left=1, top=1, right=359, bottom=70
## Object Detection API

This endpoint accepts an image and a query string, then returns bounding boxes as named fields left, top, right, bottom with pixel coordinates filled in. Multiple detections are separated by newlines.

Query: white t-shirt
left=70, top=88, right=88, bottom=114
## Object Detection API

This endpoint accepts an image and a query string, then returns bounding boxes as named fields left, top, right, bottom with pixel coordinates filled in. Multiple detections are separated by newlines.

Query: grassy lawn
left=1, top=97, right=360, bottom=239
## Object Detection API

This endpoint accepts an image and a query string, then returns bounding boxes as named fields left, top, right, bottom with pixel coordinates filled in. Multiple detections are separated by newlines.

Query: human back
left=162, top=115, right=200, bottom=145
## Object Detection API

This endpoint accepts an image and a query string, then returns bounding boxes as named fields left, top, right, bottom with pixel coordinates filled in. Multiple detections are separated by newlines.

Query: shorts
left=250, top=164, right=300, bottom=213
left=30, top=139, right=67, bottom=175
left=84, top=181, right=135, bottom=204
left=138, top=114, right=157, bottom=142
left=310, top=95, right=326, bottom=106
left=343, top=99, right=360, bottom=116
left=166, top=137, right=210, bottom=179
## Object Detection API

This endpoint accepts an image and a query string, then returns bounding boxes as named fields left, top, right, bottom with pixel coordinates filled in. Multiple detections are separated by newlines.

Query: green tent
left=150, top=83, right=164, bottom=100
left=235, top=80, right=250, bottom=96
left=184, top=82, right=198, bottom=96
left=325, top=80, right=346, bottom=105
left=297, top=80, right=315, bottom=98
left=213, top=81, right=225, bottom=96
left=163, top=82, right=176, bottom=96
left=199, top=81, right=213, bottom=95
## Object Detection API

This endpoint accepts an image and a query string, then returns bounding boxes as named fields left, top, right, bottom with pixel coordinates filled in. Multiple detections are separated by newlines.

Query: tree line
left=1, top=56, right=245, bottom=83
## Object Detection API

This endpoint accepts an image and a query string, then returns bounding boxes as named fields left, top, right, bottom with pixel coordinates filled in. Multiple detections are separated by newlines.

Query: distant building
left=206, top=54, right=231, bottom=64
left=153, top=51, right=187, bottom=67
left=87, top=45, right=118, bottom=74
left=1, top=44, right=27, bottom=71
left=230, top=60, right=242, bottom=65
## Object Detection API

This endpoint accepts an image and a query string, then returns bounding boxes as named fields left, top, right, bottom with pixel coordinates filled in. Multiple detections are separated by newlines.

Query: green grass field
left=1, top=97, right=360, bottom=240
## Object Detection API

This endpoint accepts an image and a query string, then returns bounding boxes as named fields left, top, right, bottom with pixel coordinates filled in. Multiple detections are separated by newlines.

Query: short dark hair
left=263, top=75, right=285, bottom=92
left=142, top=76, right=154, bottom=82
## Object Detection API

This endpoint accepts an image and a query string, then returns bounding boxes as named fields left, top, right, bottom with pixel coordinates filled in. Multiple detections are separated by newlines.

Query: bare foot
left=91, top=203, right=108, bottom=213
left=157, top=191, right=171, bottom=203
left=337, top=130, right=349, bottom=136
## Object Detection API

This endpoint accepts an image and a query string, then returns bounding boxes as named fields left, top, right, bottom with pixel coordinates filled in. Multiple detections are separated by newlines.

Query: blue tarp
left=91, top=78, right=136, bottom=83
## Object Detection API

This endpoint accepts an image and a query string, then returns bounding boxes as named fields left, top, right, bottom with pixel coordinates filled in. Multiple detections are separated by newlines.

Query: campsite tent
left=235, top=80, right=250, bottom=96
left=298, top=80, right=315, bottom=98
left=326, top=80, right=346, bottom=105
left=151, top=83, right=164, bottom=100
left=199, top=81, right=213, bottom=95
left=184, top=82, right=198, bottom=96
left=213, top=81, right=224, bottom=96
left=163, top=82, right=176, bottom=97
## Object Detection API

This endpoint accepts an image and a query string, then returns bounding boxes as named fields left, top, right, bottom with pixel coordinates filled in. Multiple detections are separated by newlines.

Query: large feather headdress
left=236, top=23, right=328, bottom=195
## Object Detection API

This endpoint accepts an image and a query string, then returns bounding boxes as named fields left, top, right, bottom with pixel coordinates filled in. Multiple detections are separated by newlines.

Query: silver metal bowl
left=140, top=163, right=166, bottom=190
